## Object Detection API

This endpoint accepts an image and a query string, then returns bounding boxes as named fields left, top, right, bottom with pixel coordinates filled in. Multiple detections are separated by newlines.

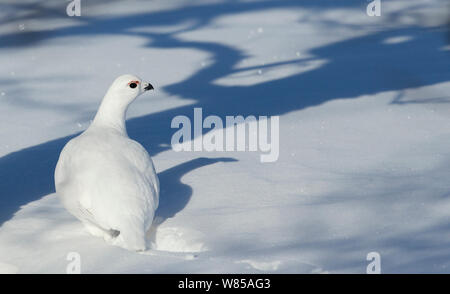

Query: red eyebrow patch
left=128, top=80, right=140, bottom=85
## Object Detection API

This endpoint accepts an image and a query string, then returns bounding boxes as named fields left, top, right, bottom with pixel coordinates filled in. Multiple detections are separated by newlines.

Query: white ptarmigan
left=55, top=74, right=159, bottom=251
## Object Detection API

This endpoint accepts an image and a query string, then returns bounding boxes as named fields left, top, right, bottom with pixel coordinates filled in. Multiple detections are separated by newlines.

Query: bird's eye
left=129, top=82, right=137, bottom=89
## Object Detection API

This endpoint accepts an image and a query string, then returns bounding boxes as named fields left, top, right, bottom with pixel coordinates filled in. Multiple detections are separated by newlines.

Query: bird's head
left=106, top=74, right=154, bottom=105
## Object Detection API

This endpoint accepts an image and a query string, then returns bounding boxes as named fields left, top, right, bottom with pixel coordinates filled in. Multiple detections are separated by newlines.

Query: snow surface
left=0, top=0, right=449, bottom=273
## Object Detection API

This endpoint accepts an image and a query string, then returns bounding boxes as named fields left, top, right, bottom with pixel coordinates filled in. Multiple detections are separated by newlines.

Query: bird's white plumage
left=55, top=74, right=158, bottom=251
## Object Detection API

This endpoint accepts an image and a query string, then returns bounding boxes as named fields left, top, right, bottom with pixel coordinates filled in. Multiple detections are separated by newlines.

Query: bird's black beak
left=144, top=83, right=154, bottom=91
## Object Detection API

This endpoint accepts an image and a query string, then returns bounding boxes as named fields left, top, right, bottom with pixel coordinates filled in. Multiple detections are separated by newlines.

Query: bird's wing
left=122, top=138, right=160, bottom=207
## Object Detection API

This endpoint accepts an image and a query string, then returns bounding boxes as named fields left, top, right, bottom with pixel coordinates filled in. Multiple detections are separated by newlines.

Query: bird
left=55, top=74, right=159, bottom=251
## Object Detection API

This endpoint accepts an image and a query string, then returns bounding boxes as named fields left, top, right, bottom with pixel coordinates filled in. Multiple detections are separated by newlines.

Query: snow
left=0, top=0, right=449, bottom=273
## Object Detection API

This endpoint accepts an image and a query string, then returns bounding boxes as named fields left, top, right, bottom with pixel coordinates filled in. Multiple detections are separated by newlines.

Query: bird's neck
left=91, top=92, right=129, bottom=136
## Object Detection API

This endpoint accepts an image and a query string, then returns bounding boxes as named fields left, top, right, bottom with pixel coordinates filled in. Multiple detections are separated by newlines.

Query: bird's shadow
left=155, top=156, right=238, bottom=222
